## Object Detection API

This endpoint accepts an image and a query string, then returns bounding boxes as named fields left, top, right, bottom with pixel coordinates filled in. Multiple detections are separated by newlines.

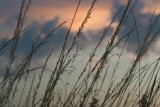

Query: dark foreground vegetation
left=1, top=0, right=160, bottom=107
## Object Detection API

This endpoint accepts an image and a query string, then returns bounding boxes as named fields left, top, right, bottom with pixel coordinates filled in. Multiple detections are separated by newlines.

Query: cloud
left=0, top=17, right=69, bottom=77
left=0, top=15, right=112, bottom=77
left=111, top=0, right=160, bottom=53
left=0, top=14, right=17, bottom=39
left=26, top=4, right=111, bottom=32
left=141, top=0, right=160, bottom=14
left=0, top=0, right=112, bottom=33
left=18, top=17, right=73, bottom=57
left=0, top=14, right=114, bottom=59
left=1, top=0, right=160, bottom=57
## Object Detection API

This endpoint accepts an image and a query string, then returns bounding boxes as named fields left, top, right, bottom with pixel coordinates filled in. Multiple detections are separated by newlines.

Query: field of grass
left=1, top=0, right=160, bottom=107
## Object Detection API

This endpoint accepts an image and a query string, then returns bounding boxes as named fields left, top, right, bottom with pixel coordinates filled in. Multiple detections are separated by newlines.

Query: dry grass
left=1, top=0, right=160, bottom=107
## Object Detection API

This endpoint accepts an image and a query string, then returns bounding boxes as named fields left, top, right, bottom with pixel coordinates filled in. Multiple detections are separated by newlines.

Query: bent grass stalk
left=1, top=0, right=160, bottom=107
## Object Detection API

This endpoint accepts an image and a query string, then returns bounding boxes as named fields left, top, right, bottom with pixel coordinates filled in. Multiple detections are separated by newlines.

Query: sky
left=0, top=0, right=160, bottom=74
left=1, top=0, right=160, bottom=106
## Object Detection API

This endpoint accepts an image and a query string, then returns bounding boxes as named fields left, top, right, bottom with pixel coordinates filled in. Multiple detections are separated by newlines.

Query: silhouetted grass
left=1, top=0, right=160, bottom=107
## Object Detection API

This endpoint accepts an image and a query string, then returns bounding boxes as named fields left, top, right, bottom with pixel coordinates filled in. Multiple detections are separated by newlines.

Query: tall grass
left=1, top=0, right=160, bottom=107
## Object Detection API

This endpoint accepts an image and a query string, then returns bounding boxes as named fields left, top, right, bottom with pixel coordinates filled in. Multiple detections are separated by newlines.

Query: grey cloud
left=112, top=0, right=160, bottom=53
left=0, top=15, right=112, bottom=58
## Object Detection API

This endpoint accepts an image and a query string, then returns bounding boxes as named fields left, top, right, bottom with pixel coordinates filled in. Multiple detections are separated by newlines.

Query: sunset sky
left=1, top=0, right=160, bottom=106
left=0, top=0, right=160, bottom=77
left=1, top=0, right=160, bottom=33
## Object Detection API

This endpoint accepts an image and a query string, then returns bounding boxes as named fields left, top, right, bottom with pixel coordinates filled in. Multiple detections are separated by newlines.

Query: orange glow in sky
left=1, top=0, right=160, bottom=38
left=27, top=3, right=112, bottom=32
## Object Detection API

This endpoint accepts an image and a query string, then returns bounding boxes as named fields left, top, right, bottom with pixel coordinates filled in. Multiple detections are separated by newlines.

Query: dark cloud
left=0, top=15, right=112, bottom=59
left=112, top=0, right=160, bottom=53
left=1, top=0, right=160, bottom=58
left=0, top=18, right=56, bottom=57
left=5, top=15, right=17, bottom=26
left=0, top=15, right=111, bottom=77
left=18, top=17, right=72, bottom=57
left=4, top=0, right=160, bottom=77
left=0, top=17, right=70, bottom=76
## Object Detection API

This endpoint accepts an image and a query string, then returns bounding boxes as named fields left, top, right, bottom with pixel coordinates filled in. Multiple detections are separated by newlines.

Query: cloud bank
left=0, top=0, right=160, bottom=77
